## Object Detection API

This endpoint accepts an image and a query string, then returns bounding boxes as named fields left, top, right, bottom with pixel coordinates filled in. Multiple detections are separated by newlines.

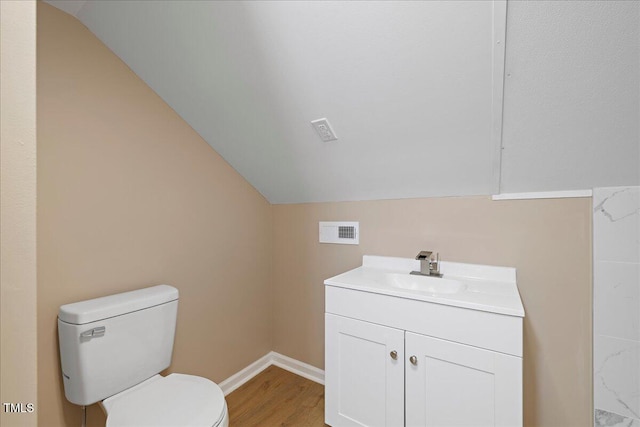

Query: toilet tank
left=58, top=285, right=179, bottom=406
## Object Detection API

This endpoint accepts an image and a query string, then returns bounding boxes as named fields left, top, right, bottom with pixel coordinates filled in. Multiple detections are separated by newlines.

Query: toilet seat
left=102, top=373, right=228, bottom=427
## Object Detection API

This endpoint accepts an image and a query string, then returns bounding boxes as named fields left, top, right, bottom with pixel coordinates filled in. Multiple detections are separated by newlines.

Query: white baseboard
left=218, top=352, right=273, bottom=396
left=218, top=351, right=325, bottom=396
left=270, top=352, right=325, bottom=385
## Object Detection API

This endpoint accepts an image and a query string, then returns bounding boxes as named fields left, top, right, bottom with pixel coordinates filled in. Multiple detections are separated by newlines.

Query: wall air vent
left=319, top=221, right=359, bottom=245
left=338, top=226, right=355, bottom=239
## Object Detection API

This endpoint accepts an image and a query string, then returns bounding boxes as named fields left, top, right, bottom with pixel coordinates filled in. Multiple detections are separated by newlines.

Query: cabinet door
left=405, top=332, right=522, bottom=427
left=325, top=313, right=404, bottom=427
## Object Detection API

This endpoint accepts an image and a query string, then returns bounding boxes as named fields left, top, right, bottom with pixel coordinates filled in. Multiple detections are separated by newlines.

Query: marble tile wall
left=593, top=186, right=640, bottom=427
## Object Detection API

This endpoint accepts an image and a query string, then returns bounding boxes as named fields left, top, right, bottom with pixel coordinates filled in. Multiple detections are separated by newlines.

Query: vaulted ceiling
left=45, top=0, right=639, bottom=204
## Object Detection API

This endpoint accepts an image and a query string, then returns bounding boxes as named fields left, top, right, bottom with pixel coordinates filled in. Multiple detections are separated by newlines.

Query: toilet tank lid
left=58, top=285, right=179, bottom=325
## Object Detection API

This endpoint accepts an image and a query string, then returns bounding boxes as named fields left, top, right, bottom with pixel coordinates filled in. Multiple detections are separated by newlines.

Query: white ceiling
left=501, top=0, right=639, bottom=193
left=44, top=0, right=639, bottom=203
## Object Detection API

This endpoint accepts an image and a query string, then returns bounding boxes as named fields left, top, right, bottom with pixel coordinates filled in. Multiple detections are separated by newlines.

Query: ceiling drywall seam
left=42, top=1, right=87, bottom=17
left=491, top=0, right=508, bottom=195
left=74, top=1, right=87, bottom=17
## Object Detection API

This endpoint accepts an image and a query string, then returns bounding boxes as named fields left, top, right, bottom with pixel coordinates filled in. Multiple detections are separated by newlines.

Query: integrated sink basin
left=386, top=273, right=466, bottom=294
left=324, top=255, right=525, bottom=317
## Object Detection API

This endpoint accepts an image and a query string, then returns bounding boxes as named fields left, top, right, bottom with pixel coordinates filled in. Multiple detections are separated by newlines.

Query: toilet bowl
left=101, top=374, right=229, bottom=427
left=58, top=285, right=229, bottom=427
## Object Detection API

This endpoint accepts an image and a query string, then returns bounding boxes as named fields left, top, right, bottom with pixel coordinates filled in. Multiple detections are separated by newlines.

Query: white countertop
left=324, top=255, right=525, bottom=317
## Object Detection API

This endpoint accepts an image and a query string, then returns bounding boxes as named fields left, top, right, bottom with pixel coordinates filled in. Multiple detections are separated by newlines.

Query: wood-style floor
left=226, top=365, right=328, bottom=426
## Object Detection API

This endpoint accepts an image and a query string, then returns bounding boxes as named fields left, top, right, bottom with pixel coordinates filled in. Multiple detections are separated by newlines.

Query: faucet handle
left=430, top=252, right=441, bottom=275
left=415, top=251, right=433, bottom=261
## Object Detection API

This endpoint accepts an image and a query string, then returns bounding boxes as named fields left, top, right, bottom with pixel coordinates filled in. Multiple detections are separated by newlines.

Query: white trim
left=218, top=351, right=325, bottom=396
left=218, top=352, right=273, bottom=396
left=271, top=352, right=325, bottom=385
left=491, top=189, right=593, bottom=201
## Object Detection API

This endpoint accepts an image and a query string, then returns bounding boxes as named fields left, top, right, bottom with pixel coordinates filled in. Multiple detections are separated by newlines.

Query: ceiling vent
left=311, top=118, right=338, bottom=142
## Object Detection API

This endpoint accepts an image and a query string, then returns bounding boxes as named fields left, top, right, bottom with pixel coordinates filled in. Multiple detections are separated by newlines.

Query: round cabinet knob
left=390, top=350, right=398, bottom=360
left=409, top=355, right=418, bottom=365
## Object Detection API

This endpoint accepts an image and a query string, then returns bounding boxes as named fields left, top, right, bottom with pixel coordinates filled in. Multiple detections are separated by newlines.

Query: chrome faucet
left=411, top=251, right=442, bottom=277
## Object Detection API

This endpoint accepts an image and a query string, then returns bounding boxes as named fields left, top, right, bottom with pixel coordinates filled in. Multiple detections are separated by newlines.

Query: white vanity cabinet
left=325, top=314, right=404, bottom=427
left=404, top=332, right=522, bottom=426
left=324, top=256, right=524, bottom=427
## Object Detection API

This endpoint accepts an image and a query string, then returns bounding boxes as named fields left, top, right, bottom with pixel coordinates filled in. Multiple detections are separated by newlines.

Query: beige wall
left=273, top=196, right=592, bottom=427
left=36, top=3, right=593, bottom=426
left=0, top=1, right=38, bottom=426
left=36, top=3, right=272, bottom=426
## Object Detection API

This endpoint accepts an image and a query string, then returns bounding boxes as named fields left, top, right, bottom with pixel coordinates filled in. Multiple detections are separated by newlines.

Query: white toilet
left=58, top=285, right=229, bottom=427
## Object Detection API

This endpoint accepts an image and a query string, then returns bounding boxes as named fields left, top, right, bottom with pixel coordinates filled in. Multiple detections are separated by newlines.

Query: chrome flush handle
left=80, top=326, right=106, bottom=340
